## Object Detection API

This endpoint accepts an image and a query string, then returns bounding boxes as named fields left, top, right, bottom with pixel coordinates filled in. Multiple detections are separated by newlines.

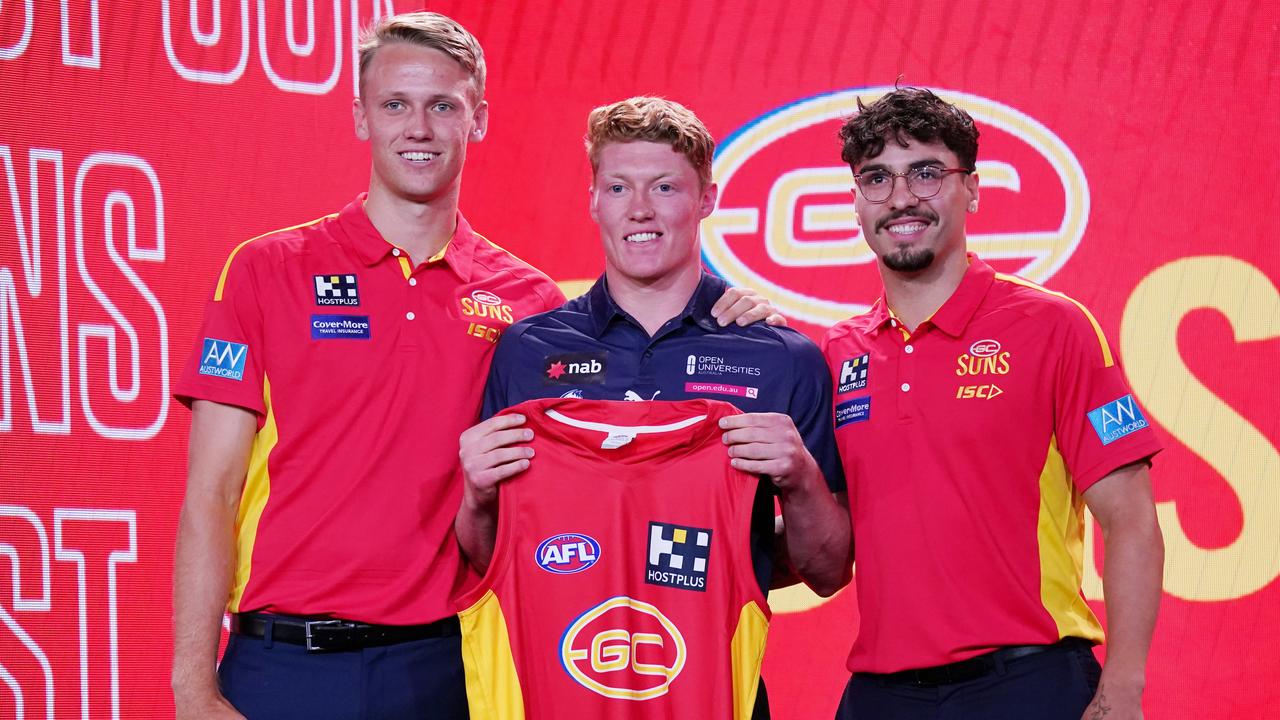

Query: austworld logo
left=703, top=86, right=1089, bottom=328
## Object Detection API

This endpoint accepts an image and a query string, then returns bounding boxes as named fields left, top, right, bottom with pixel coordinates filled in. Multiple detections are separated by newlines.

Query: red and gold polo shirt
left=821, top=253, right=1160, bottom=674
left=174, top=194, right=564, bottom=625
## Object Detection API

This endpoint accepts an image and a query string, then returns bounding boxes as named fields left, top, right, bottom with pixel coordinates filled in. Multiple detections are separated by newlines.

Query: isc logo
left=560, top=596, right=687, bottom=701
left=536, top=533, right=601, bottom=574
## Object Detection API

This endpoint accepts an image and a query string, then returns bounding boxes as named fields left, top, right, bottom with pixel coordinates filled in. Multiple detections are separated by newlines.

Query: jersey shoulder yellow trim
left=994, top=273, right=1114, bottom=368
left=214, top=214, right=337, bottom=301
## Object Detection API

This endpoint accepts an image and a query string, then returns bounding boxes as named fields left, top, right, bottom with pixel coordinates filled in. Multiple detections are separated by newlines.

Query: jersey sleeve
left=480, top=323, right=524, bottom=420
left=784, top=330, right=846, bottom=493
left=1051, top=302, right=1161, bottom=491
left=173, top=242, right=268, bottom=421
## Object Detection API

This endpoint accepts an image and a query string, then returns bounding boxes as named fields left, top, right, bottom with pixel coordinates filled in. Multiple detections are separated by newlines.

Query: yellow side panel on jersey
left=730, top=600, right=769, bottom=720
left=1036, top=435, right=1105, bottom=642
left=228, top=375, right=277, bottom=612
left=459, top=589, right=525, bottom=720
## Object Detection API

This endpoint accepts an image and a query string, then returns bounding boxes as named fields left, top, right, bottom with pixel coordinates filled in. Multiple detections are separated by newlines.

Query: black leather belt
left=231, top=612, right=460, bottom=652
left=868, top=638, right=1090, bottom=687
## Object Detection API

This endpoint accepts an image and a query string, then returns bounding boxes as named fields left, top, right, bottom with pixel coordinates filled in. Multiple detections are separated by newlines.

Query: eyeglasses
left=852, top=166, right=972, bottom=203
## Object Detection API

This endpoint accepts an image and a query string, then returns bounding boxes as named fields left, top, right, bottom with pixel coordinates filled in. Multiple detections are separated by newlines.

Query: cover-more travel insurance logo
left=702, top=86, right=1090, bottom=327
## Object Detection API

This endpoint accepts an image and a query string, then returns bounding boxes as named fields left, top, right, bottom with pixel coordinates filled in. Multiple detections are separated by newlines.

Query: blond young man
left=173, top=16, right=777, bottom=720
left=455, top=97, right=852, bottom=718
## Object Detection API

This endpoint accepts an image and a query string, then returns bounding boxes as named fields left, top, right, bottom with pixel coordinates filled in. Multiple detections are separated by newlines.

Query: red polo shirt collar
left=868, top=253, right=996, bottom=338
left=335, top=193, right=480, bottom=281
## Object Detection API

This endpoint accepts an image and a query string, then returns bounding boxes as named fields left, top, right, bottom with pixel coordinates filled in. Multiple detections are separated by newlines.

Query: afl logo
left=536, top=533, right=601, bottom=574
left=470, top=289, right=502, bottom=306
left=703, top=86, right=1089, bottom=327
left=969, top=339, right=1001, bottom=357
left=560, top=596, right=687, bottom=701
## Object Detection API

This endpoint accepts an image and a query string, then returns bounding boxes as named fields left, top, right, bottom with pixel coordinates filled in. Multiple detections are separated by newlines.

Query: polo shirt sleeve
left=784, top=330, right=847, bottom=493
left=1052, top=302, right=1161, bottom=491
left=173, top=243, right=268, bottom=422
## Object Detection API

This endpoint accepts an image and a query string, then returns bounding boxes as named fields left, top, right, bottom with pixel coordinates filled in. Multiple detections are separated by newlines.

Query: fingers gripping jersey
left=457, top=398, right=770, bottom=720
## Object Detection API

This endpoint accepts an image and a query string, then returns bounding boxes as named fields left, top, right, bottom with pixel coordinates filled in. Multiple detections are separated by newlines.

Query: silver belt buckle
left=304, top=619, right=353, bottom=652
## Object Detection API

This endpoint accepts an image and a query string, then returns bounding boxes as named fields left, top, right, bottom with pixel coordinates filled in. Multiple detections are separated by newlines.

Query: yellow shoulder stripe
left=214, top=214, right=337, bottom=301
left=994, top=273, right=1114, bottom=368
left=478, top=232, right=538, bottom=270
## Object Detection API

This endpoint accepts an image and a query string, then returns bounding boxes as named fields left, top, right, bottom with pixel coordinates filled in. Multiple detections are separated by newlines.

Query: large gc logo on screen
left=703, top=87, right=1089, bottom=326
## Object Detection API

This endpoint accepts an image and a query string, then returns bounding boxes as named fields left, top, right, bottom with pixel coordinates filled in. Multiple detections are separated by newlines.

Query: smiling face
left=352, top=41, right=488, bottom=207
left=590, top=141, right=717, bottom=288
left=852, top=138, right=978, bottom=274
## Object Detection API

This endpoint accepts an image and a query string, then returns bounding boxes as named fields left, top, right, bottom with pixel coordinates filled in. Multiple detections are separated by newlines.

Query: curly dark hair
left=838, top=87, right=979, bottom=171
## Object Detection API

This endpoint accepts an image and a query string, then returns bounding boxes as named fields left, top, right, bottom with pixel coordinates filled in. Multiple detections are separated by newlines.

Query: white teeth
left=888, top=222, right=927, bottom=235
left=400, top=151, right=436, bottom=161
left=625, top=232, right=659, bottom=243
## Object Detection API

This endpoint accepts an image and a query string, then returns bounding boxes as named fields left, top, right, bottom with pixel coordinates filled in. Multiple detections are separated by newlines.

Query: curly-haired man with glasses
left=822, top=87, right=1163, bottom=720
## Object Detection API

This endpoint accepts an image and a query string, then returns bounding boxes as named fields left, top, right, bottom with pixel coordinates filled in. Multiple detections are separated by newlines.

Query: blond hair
left=357, top=12, right=485, bottom=100
left=585, top=97, right=715, bottom=186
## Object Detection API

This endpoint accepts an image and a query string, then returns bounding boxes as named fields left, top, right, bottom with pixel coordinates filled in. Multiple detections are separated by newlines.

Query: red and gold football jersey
left=457, top=397, right=769, bottom=720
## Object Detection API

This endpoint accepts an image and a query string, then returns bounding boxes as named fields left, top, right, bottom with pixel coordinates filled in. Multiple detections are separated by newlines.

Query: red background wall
left=1, top=1, right=1277, bottom=717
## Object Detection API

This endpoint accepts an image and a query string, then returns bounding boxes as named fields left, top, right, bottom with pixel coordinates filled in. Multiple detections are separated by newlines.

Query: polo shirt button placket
left=898, top=334, right=917, bottom=422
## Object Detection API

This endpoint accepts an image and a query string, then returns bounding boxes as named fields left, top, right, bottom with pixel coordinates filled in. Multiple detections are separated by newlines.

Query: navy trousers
left=218, top=631, right=468, bottom=720
left=835, top=641, right=1101, bottom=720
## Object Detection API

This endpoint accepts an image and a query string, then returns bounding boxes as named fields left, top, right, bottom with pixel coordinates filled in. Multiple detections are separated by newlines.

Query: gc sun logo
left=702, top=86, right=1089, bottom=327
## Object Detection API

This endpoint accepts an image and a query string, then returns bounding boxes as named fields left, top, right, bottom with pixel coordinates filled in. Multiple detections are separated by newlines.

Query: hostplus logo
left=645, top=521, right=711, bottom=592
left=314, top=274, right=359, bottom=306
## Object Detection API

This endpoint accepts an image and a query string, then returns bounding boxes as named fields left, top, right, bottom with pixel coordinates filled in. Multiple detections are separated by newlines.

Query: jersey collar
left=583, top=271, right=725, bottom=338
left=336, top=193, right=480, bottom=281
left=867, top=252, right=995, bottom=337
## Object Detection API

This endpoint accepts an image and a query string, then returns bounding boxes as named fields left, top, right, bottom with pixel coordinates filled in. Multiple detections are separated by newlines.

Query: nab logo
left=536, top=533, right=601, bottom=574
left=544, top=352, right=608, bottom=385
left=560, top=596, right=687, bottom=701
left=1087, top=394, right=1150, bottom=445
left=838, top=353, right=869, bottom=393
left=198, top=338, right=248, bottom=380
left=703, top=86, right=1089, bottom=326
